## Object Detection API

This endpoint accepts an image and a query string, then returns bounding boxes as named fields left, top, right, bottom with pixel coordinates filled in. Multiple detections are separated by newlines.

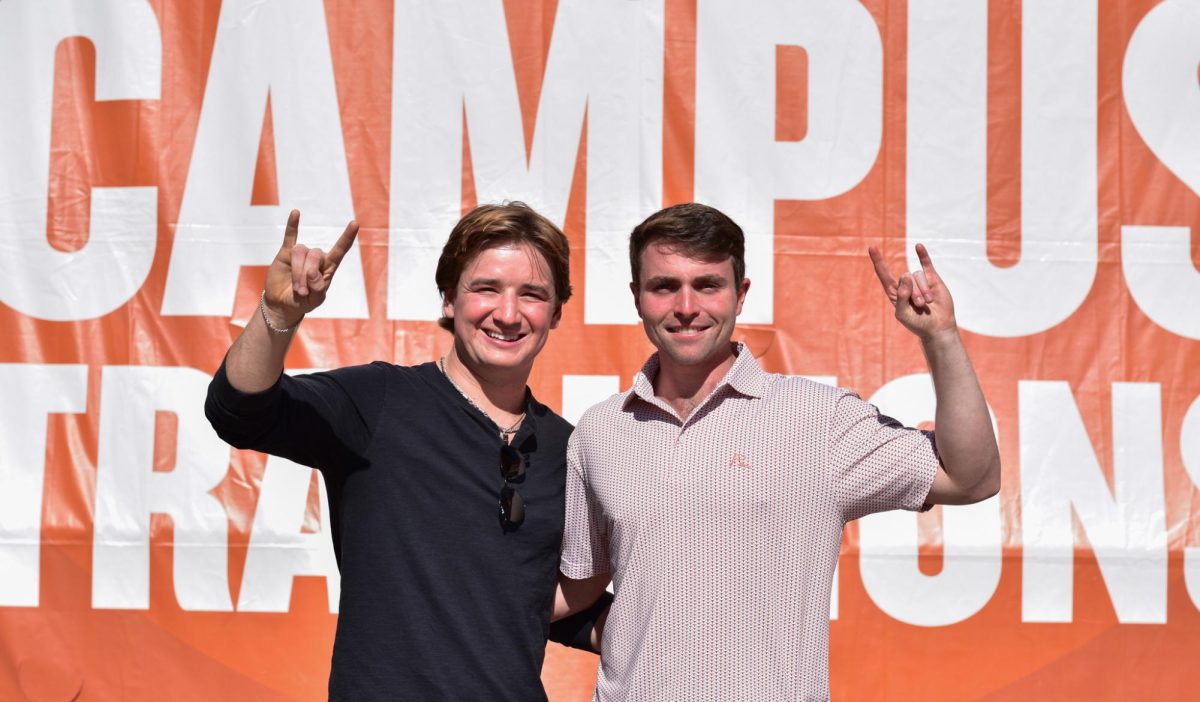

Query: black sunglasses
left=499, top=444, right=527, bottom=529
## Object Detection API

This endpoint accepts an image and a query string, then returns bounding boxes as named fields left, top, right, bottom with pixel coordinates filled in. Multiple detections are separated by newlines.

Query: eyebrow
left=691, top=274, right=727, bottom=287
left=643, top=274, right=727, bottom=288
left=465, top=277, right=552, bottom=296
left=642, top=275, right=680, bottom=289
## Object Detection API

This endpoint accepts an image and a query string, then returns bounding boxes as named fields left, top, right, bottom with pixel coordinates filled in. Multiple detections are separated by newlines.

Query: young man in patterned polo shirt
left=553, top=203, right=1001, bottom=700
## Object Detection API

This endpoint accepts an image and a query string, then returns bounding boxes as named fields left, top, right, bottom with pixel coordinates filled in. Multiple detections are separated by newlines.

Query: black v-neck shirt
left=206, top=360, right=571, bottom=701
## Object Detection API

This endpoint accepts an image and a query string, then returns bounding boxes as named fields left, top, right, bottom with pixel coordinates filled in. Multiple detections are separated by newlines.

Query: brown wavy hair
left=435, top=202, right=572, bottom=331
left=628, top=202, right=745, bottom=287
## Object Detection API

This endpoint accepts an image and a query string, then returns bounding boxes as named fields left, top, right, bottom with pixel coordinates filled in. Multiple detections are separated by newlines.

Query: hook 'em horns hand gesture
left=261, top=210, right=360, bottom=329
left=868, top=243, right=958, bottom=343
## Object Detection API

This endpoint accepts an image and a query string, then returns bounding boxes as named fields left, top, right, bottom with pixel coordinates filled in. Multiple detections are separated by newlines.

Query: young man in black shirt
left=206, top=204, right=582, bottom=700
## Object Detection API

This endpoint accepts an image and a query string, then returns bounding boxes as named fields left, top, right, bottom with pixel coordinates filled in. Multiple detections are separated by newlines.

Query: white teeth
left=486, top=330, right=520, bottom=342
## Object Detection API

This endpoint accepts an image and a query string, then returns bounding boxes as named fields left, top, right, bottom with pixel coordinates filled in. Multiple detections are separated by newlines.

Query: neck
left=654, top=343, right=737, bottom=419
left=442, top=348, right=529, bottom=418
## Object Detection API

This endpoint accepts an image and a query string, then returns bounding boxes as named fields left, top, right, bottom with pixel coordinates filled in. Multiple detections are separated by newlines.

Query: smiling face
left=443, top=242, right=561, bottom=380
left=632, top=241, right=749, bottom=376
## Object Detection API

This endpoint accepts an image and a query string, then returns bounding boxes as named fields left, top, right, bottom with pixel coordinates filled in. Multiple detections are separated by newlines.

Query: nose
left=493, top=290, right=520, bottom=326
left=673, top=287, right=698, bottom=319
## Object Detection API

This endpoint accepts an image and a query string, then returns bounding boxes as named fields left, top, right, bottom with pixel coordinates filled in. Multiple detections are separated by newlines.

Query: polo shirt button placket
left=670, top=423, right=681, bottom=472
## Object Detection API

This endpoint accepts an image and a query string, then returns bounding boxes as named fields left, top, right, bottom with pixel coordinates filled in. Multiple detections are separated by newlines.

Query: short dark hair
left=435, top=202, right=572, bottom=331
left=629, top=203, right=745, bottom=286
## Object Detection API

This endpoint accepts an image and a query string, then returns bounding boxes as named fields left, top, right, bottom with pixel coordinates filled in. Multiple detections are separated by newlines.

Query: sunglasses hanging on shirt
left=499, top=444, right=526, bottom=530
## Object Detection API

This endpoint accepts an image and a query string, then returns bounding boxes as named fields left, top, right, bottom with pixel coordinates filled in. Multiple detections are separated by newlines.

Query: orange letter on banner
left=0, top=0, right=158, bottom=321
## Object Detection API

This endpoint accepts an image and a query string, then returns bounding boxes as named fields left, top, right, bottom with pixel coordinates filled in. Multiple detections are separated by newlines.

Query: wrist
left=259, top=291, right=303, bottom=333
left=918, top=326, right=961, bottom=351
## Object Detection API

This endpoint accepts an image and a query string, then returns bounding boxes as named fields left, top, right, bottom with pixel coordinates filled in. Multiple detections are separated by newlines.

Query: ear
left=441, top=291, right=455, bottom=321
left=734, top=278, right=750, bottom=316
left=629, top=281, right=642, bottom=318
left=550, top=302, right=562, bottom=330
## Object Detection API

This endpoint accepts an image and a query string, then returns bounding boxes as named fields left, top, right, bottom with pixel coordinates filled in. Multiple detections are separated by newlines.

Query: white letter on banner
left=907, top=1, right=1097, bottom=336
left=829, top=561, right=839, bottom=620
left=1121, top=0, right=1200, bottom=340
left=695, top=0, right=882, bottom=324
left=0, top=0, right=158, bottom=321
left=857, top=374, right=1002, bottom=626
left=161, top=0, right=366, bottom=319
left=1182, top=395, right=1200, bottom=608
left=239, top=458, right=340, bottom=613
left=389, top=0, right=663, bottom=322
left=93, top=367, right=233, bottom=611
left=238, top=369, right=339, bottom=613
left=0, top=365, right=87, bottom=607
left=1020, top=382, right=1167, bottom=623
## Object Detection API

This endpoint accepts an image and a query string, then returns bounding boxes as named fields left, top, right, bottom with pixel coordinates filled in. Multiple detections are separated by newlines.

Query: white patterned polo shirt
left=560, top=343, right=939, bottom=701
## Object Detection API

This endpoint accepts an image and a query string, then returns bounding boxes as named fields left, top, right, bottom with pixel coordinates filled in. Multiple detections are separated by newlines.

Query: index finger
left=325, top=220, right=360, bottom=267
left=281, top=209, right=301, bottom=252
left=868, top=246, right=897, bottom=291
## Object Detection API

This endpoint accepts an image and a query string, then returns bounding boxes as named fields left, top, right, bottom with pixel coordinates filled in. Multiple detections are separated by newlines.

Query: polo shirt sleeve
left=559, top=428, right=611, bottom=579
left=205, top=359, right=386, bottom=478
left=827, top=388, right=939, bottom=523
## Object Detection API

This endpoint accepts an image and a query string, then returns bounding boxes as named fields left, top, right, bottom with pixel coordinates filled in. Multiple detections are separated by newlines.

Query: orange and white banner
left=1, top=0, right=1198, bottom=699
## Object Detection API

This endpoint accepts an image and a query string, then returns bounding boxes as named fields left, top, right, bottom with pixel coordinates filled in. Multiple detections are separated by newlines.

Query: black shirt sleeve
left=205, top=359, right=388, bottom=479
left=547, top=590, right=611, bottom=653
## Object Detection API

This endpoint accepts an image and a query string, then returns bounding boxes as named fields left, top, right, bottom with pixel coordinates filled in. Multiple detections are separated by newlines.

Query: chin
left=481, top=351, right=529, bottom=367
left=661, top=349, right=704, bottom=366
left=487, top=345, right=543, bottom=369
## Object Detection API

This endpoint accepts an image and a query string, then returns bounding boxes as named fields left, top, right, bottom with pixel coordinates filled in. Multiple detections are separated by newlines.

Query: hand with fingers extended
left=262, top=209, right=360, bottom=330
left=868, top=243, right=957, bottom=342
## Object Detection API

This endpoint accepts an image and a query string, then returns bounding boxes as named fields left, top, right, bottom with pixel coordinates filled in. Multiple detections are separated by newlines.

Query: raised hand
left=868, top=243, right=957, bottom=342
left=262, top=210, right=360, bottom=329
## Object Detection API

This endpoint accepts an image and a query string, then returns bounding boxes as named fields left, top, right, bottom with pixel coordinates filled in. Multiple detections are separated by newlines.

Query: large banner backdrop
left=2, top=0, right=1198, bottom=699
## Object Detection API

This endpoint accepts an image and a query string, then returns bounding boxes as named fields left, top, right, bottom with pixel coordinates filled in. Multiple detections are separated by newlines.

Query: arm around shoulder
left=549, top=572, right=612, bottom=653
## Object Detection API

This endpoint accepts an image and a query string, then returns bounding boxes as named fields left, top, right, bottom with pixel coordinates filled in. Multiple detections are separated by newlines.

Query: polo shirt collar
left=626, top=341, right=768, bottom=410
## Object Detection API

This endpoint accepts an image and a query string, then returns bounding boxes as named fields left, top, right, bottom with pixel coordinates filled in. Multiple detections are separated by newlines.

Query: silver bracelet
left=259, top=291, right=301, bottom=334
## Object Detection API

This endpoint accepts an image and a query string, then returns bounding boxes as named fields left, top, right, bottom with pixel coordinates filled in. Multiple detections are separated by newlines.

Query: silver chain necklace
left=439, top=357, right=525, bottom=439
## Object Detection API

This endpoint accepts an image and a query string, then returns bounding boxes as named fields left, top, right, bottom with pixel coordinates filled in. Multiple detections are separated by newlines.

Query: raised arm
left=225, top=210, right=359, bottom=392
left=868, top=244, right=1000, bottom=505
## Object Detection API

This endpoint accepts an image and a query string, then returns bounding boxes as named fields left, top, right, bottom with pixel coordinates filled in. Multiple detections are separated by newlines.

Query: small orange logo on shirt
left=729, top=453, right=751, bottom=470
